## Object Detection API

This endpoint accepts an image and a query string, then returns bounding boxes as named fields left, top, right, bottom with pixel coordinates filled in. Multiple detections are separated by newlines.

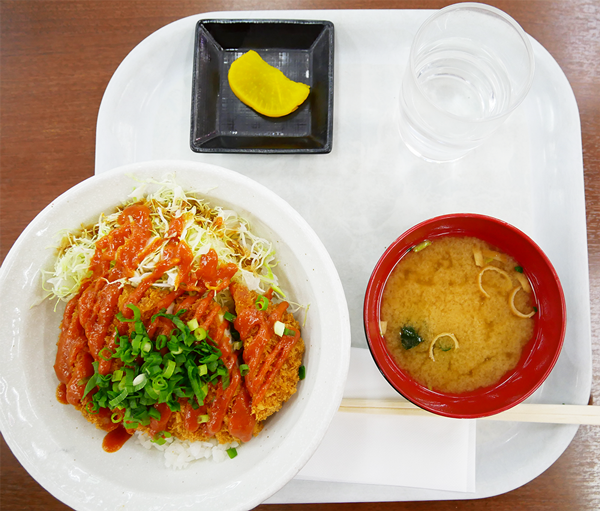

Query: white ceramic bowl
left=0, top=160, right=351, bottom=511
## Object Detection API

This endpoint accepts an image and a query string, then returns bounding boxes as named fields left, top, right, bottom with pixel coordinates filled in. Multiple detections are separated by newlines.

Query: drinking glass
left=398, top=3, right=535, bottom=162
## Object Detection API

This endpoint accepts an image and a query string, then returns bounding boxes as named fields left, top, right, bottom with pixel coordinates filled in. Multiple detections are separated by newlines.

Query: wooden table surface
left=1, top=1, right=599, bottom=510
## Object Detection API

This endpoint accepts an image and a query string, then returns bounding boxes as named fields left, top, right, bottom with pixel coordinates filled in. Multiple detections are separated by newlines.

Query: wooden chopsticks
left=339, top=398, right=600, bottom=425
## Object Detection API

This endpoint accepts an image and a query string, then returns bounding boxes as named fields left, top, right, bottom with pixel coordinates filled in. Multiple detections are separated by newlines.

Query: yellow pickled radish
left=228, top=50, right=310, bottom=117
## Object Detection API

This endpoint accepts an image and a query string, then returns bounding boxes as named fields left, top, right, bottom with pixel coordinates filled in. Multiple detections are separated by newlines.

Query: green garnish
left=86, top=401, right=98, bottom=414
left=437, top=340, right=453, bottom=352
left=82, top=304, right=230, bottom=430
left=255, top=295, right=269, bottom=311
left=224, top=311, right=236, bottom=322
left=400, top=326, right=423, bottom=350
left=98, top=347, right=112, bottom=361
left=413, top=240, right=432, bottom=253
left=193, top=327, right=207, bottom=341
left=152, top=431, right=172, bottom=445
left=515, top=266, right=524, bottom=273
left=298, top=365, right=306, bottom=380
left=274, top=321, right=295, bottom=337
left=226, top=447, right=238, bottom=459
left=239, top=364, right=249, bottom=376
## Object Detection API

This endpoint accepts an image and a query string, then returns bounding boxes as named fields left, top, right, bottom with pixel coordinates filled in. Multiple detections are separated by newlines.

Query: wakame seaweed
left=400, top=326, right=423, bottom=350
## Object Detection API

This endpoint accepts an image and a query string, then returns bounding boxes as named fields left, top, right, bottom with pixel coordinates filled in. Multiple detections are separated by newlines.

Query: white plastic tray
left=94, top=10, right=591, bottom=503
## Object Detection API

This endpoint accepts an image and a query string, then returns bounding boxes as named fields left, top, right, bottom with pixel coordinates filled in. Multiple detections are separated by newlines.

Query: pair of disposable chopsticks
left=339, top=398, right=600, bottom=425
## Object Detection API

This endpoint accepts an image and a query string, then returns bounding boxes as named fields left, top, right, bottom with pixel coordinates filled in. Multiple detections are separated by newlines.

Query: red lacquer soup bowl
left=363, top=213, right=566, bottom=419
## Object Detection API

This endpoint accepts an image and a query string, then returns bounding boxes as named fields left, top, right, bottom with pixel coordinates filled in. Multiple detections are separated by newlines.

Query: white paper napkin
left=296, top=348, right=476, bottom=492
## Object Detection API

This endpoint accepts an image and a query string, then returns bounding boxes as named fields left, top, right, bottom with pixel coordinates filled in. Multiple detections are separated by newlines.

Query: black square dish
left=190, top=19, right=334, bottom=153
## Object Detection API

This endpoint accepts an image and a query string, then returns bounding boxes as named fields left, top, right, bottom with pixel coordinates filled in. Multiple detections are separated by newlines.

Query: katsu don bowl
left=364, top=213, right=566, bottom=419
left=0, top=160, right=351, bottom=511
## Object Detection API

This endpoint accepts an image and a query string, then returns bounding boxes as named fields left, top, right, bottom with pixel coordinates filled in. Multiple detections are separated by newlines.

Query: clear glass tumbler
left=398, top=3, right=535, bottom=162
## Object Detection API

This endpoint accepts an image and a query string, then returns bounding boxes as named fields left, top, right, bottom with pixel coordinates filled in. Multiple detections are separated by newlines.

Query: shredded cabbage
left=42, top=175, right=285, bottom=303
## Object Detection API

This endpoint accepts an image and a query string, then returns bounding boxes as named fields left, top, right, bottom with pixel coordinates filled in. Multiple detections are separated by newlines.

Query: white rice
left=134, top=431, right=239, bottom=469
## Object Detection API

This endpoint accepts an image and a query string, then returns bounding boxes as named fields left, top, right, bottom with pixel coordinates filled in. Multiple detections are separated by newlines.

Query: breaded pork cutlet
left=230, top=282, right=304, bottom=422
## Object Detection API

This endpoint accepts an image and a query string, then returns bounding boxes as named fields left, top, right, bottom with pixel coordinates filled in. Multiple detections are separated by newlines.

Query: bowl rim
left=363, top=213, right=567, bottom=419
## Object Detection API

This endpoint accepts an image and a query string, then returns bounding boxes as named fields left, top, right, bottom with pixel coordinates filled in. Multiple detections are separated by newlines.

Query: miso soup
left=380, top=236, right=536, bottom=394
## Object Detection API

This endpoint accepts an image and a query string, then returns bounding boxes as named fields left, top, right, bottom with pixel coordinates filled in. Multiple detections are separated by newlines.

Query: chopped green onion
left=133, top=373, right=147, bottom=386
left=232, top=341, right=243, bottom=351
left=151, top=430, right=172, bottom=446
left=438, top=340, right=453, bottom=352
left=152, top=431, right=172, bottom=445
left=274, top=321, right=295, bottom=337
left=152, top=375, right=168, bottom=391
left=226, top=447, right=238, bottom=459
left=132, top=335, right=142, bottom=352
left=413, top=240, right=432, bottom=252
left=187, top=318, right=199, bottom=331
left=194, top=327, right=207, bottom=341
left=199, top=414, right=209, bottom=424
left=298, top=365, right=306, bottom=380
left=239, top=364, right=249, bottom=376
left=98, top=347, right=112, bottom=361
left=155, top=335, right=167, bottom=349
left=255, top=295, right=269, bottom=311
left=86, top=401, right=99, bottom=414
left=148, top=407, right=161, bottom=421
left=82, top=304, right=228, bottom=444
left=274, top=321, right=285, bottom=337
left=109, top=389, right=128, bottom=408
left=163, top=359, right=176, bottom=379
left=221, top=373, right=230, bottom=390
left=224, top=311, right=236, bottom=322
left=82, top=371, right=99, bottom=399
left=515, top=266, right=524, bottom=273
left=125, top=368, right=134, bottom=386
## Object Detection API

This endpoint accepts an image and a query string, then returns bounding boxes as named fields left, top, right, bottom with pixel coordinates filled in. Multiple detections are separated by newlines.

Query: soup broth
left=380, top=236, right=535, bottom=394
